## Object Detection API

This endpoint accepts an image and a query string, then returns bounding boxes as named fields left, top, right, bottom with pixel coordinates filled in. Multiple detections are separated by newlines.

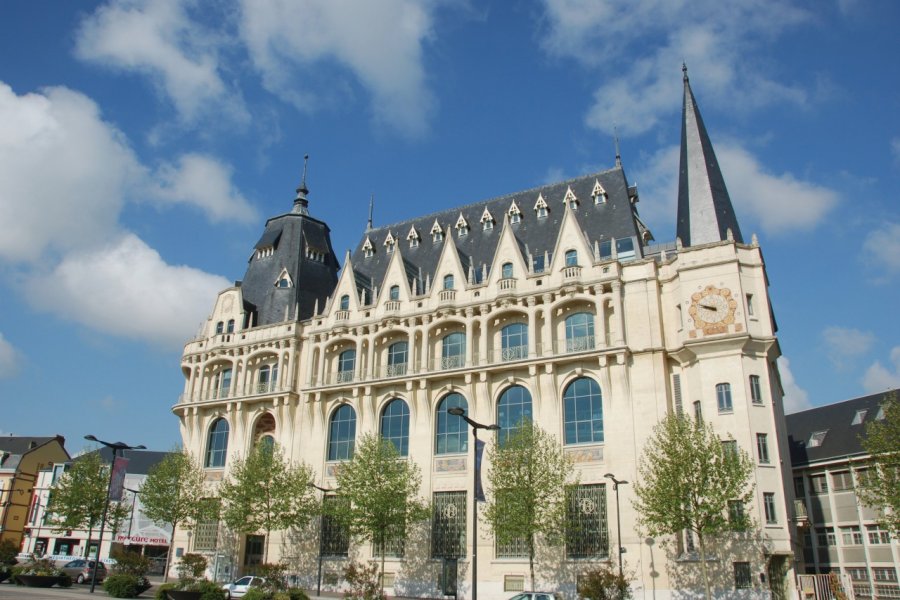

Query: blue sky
left=1, top=0, right=898, bottom=453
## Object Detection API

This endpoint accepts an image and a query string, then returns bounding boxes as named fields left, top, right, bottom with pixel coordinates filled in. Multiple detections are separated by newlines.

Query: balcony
left=440, top=355, right=465, bottom=370
left=500, top=345, right=528, bottom=361
left=562, top=265, right=582, bottom=280
left=335, top=310, right=350, bottom=321
left=497, top=278, right=517, bottom=294
left=439, top=289, right=457, bottom=303
left=564, top=335, right=595, bottom=354
left=384, top=300, right=401, bottom=312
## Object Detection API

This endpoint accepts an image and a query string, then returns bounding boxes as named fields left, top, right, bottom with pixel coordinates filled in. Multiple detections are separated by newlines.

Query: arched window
left=441, top=332, right=465, bottom=369
left=226, top=319, right=235, bottom=333
left=563, top=377, right=604, bottom=445
left=328, top=405, right=356, bottom=461
left=501, top=323, right=528, bottom=361
left=339, top=294, right=350, bottom=310
left=716, top=383, right=733, bottom=412
left=389, top=285, right=400, bottom=301
left=501, top=262, right=513, bottom=279
left=258, top=364, right=278, bottom=393
left=205, top=418, right=229, bottom=468
left=443, top=274, right=454, bottom=290
left=381, top=399, right=410, bottom=456
left=215, top=321, right=224, bottom=334
left=214, top=368, right=232, bottom=399
left=565, top=249, right=578, bottom=267
left=565, top=312, right=595, bottom=352
left=435, top=394, right=468, bottom=454
left=337, top=349, right=356, bottom=383
left=497, top=386, right=532, bottom=446
left=387, top=341, right=408, bottom=376
left=278, top=277, right=290, bottom=288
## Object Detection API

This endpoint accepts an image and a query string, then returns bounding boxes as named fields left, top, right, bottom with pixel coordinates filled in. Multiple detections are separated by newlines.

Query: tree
left=46, top=452, right=111, bottom=557
left=139, top=449, right=216, bottom=581
left=859, top=394, right=900, bottom=537
left=333, top=434, right=430, bottom=592
left=218, top=442, right=318, bottom=564
left=483, top=422, right=576, bottom=590
left=632, top=414, right=754, bottom=600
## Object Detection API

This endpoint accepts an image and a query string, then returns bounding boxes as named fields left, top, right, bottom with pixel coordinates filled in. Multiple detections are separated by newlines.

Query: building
left=173, top=69, right=797, bottom=599
left=788, top=390, right=900, bottom=599
left=21, top=448, right=174, bottom=574
left=0, top=435, right=69, bottom=550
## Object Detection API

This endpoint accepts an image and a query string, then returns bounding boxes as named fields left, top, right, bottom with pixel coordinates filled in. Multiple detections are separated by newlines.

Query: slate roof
left=785, top=389, right=897, bottom=467
left=0, top=436, right=68, bottom=471
left=350, top=165, right=646, bottom=292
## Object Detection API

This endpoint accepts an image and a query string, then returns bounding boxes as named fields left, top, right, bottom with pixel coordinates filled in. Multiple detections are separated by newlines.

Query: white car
left=222, top=575, right=266, bottom=598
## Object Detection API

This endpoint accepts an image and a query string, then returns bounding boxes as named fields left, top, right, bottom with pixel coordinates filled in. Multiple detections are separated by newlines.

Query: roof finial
left=614, top=125, right=622, bottom=167
left=293, top=154, right=310, bottom=215
left=366, top=194, right=375, bottom=231
left=682, top=62, right=689, bottom=82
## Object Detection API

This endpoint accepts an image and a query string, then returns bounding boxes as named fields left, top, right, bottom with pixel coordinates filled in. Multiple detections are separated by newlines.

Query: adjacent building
left=0, top=435, right=69, bottom=550
left=788, top=390, right=900, bottom=600
left=173, top=69, right=797, bottom=599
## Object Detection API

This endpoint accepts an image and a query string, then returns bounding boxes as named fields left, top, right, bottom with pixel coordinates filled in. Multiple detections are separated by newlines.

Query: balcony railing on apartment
left=179, top=380, right=287, bottom=403
left=497, top=278, right=517, bottom=293
left=384, top=300, right=401, bottom=312
left=562, top=265, right=583, bottom=280
left=438, top=290, right=457, bottom=303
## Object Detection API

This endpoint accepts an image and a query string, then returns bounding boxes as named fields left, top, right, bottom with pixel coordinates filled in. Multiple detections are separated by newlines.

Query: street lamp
left=309, top=482, right=338, bottom=596
left=84, top=435, right=145, bottom=593
left=448, top=407, right=499, bottom=600
left=124, top=488, right=141, bottom=542
left=604, top=473, right=629, bottom=579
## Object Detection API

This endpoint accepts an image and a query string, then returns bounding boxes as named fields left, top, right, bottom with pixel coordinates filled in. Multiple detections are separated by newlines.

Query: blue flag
left=475, top=439, right=486, bottom=502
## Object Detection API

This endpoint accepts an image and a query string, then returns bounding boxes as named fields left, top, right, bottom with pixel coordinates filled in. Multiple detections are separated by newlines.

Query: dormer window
left=275, top=269, right=293, bottom=288
left=339, top=294, right=350, bottom=310
left=384, top=232, right=397, bottom=254
left=362, top=237, right=374, bottom=258
left=565, top=249, right=578, bottom=267
left=407, top=226, right=420, bottom=248
left=256, top=246, right=275, bottom=259
left=443, top=274, right=454, bottom=290
left=534, top=193, right=548, bottom=219
left=480, top=208, right=495, bottom=231
left=592, top=179, right=608, bottom=204
left=278, top=277, right=290, bottom=288
left=389, top=285, right=400, bottom=301
left=564, top=186, right=578, bottom=209
left=508, top=201, right=522, bottom=224
left=851, top=409, right=867, bottom=426
left=455, top=214, right=469, bottom=237
left=808, top=430, right=828, bottom=448
left=501, top=262, right=513, bottom=278
left=431, top=220, right=443, bottom=243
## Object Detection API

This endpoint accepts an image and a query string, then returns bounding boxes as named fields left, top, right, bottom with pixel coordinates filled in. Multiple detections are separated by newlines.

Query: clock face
left=688, top=285, right=737, bottom=330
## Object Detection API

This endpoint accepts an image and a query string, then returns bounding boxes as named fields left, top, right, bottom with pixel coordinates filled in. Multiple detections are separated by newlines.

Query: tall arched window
left=501, top=262, right=513, bottom=278
left=435, top=394, right=468, bottom=455
left=258, top=364, right=278, bottom=393
left=565, top=249, right=578, bottom=266
left=565, top=312, right=595, bottom=352
left=441, top=332, right=465, bottom=369
left=339, top=294, right=350, bottom=310
left=215, top=321, right=224, bottom=334
left=205, top=418, right=230, bottom=468
left=381, top=399, right=410, bottom=456
left=337, top=349, right=356, bottom=383
left=563, top=377, right=604, bottom=444
left=387, top=341, right=408, bottom=376
left=501, top=323, right=528, bottom=361
left=443, top=274, right=455, bottom=290
left=328, top=405, right=356, bottom=461
left=389, top=285, right=400, bottom=301
left=497, top=386, right=532, bottom=446
left=226, top=319, right=235, bottom=333
left=214, top=367, right=232, bottom=399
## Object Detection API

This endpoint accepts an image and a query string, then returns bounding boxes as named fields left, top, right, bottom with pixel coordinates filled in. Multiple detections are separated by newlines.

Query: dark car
left=60, top=559, right=107, bottom=584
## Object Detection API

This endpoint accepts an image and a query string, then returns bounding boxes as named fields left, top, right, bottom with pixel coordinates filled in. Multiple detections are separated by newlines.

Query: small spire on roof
left=366, top=194, right=374, bottom=231
left=682, top=62, right=689, bottom=82
left=614, top=125, right=622, bottom=167
left=293, top=154, right=310, bottom=215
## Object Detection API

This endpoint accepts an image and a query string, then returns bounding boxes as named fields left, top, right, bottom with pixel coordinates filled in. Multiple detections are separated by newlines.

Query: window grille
left=321, top=496, right=350, bottom=557
left=673, top=374, right=683, bottom=414
left=373, top=525, right=405, bottom=558
left=431, top=491, right=466, bottom=558
left=193, top=519, right=219, bottom=551
left=565, top=483, right=609, bottom=559
left=496, top=535, right=528, bottom=559
left=734, top=562, right=752, bottom=589
left=504, top=575, right=525, bottom=592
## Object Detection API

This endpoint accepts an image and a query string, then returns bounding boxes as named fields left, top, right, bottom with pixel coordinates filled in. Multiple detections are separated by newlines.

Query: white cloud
left=149, top=154, right=257, bottom=223
left=24, top=234, right=231, bottom=347
left=632, top=142, right=837, bottom=236
left=821, top=326, right=875, bottom=369
left=862, top=222, right=900, bottom=279
left=778, top=356, right=811, bottom=414
left=540, top=0, right=810, bottom=136
left=238, top=0, right=437, bottom=138
left=862, top=346, right=900, bottom=394
left=75, top=0, right=247, bottom=124
left=0, top=333, right=20, bottom=379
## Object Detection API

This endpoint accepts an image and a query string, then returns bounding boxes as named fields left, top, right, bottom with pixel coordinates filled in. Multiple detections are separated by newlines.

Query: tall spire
left=293, top=154, right=310, bottom=215
left=366, top=194, right=374, bottom=231
left=676, top=65, right=743, bottom=247
left=614, top=126, right=622, bottom=167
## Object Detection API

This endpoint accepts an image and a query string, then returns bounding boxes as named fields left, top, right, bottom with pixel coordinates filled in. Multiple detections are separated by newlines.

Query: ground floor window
left=321, top=496, right=350, bottom=557
left=565, top=483, right=609, bottom=559
left=432, top=491, right=466, bottom=559
left=734, top=562, right=752, bottom=589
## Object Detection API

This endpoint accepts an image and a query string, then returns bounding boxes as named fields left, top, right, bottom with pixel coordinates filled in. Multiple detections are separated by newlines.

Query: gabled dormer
left=430, top=229, right=467, bottom=299
left=564, top=186, right=579, bottom=210
left=534, top=193, right=549, bottom=219
left=455, top=213, right=470, bottom=237
left=508, top=200, right=523, bottom=224
left=377, top=246, right=413, bottom=308
left=487, top=216, right=529, bottom=287
left=430, top=219, right=444, bottom=243
left=549, top=200, right=593, bottom=273
left=362, top=236, right=375, bottom=258
left=592, top=179, right=607, bottom=204
left=407, top=225, right=420, bottom=248
left=480, top=207, right=495, bottom=231
left=274, top=268, right=293, bottom=288
left=330, top=251, right=362, bottom=318
left=383, top=231, right=397, bottom=254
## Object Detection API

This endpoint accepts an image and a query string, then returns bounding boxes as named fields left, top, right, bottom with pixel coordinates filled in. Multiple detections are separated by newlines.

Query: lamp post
left=448, top=407, right=499, bottom=600
left=84, top=435, right=145, bottom=593
left=309, top=482, right=338, bottom=596
left=124, top=487, right=141, bottom=543
left=604, top=473, right=629, bottom=579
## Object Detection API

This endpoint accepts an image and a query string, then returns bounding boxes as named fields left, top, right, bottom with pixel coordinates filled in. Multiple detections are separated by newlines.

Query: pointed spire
left=676, top=65, right=743, bottom=247
left=293, top=154, right=310, bottom=215
left=366, top=194, right=374, bottom=231
left=614, top=126, right=622, bottom=167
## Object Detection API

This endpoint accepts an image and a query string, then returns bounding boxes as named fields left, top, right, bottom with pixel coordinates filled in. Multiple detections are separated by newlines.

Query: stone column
left=611, top=280, right=625, bottom=345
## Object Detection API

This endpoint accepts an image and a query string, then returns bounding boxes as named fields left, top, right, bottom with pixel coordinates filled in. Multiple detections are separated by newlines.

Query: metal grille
left=321, top=496, right=350, bottom=557
left=496, top=536, right=528, bottom=558
left=566, top=484, right=609, bottom=559
left=373, top=525, right=405, bottom=558
left=673, top=374, right=683, bottom=414
left=193, top=519, right=219, bottom=551
left=432, top=491, right=466, bottom=558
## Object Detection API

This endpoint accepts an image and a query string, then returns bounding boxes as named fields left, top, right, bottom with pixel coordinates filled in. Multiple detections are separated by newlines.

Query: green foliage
left=46, top=452, right=108, bottom=552
left=219, top=443, right=318, bottom=563
left=0, top=539, right=18, bottom=565
left=156, top=577, right=226, bottom=599
left=110, top=549, right=151, bottom=577
left=333, top=434, right=429, bottom=590
left=483, top=422, right=576, bottom=589
left=102, top=573, right=150, bottom=597
left=859, top=394, right=900, bottom=537
left=255, top=562, right=288, bottom=590
left=632, top=414, right=754, bottom=600
left=577, top=564, right=632, bottom=600
left=177, top=553, right=208, bottom=580
left=343, top=561, right=386, bottom=600
left=155, top=582, right=178, bottom=600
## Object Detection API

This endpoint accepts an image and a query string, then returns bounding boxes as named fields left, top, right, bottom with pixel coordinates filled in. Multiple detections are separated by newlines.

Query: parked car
left=508, top=593, right=560, bottom=600
left=59, top=559, right=107, bottom=584
left=222, top=575, right=266, bottom=598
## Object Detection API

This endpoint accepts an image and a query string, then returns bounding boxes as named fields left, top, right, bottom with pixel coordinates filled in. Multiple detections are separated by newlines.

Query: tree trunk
left=264, top=528, right=270, bottom=565
left=380, top=530, right=387, bottom=596
left=84, top=523, right=95, bottom=558
left=163, top=519, right=178, bottom=583
left=697, top=532, right=712, bottom=600
left=528, top=535, right=536, bottom=592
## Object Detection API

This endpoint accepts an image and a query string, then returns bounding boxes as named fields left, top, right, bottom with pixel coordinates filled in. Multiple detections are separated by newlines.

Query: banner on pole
left=474, top=439, right=486, bottom=502
left=109, top=456, right=129, bottom=501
